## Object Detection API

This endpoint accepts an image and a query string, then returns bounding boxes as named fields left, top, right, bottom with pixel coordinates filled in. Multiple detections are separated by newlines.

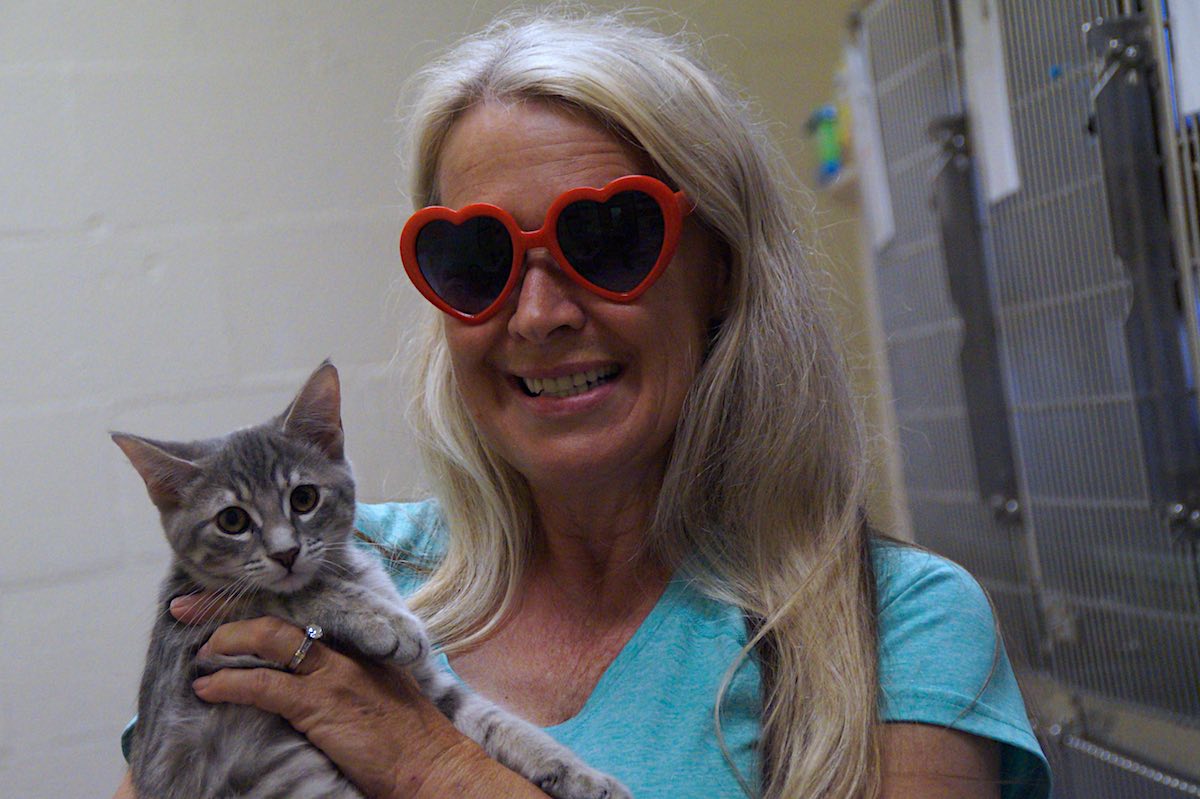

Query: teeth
left=523, top=366, right=618, bottom=398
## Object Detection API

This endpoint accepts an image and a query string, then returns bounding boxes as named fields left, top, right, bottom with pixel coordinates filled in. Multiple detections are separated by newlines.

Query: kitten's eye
left=215, top=506, right=250, bottom=535
left=290, top=484, right=319, bottom=514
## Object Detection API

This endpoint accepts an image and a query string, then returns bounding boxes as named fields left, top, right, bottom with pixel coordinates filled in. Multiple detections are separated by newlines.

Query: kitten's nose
left=270, top=547, right=300, bottom=570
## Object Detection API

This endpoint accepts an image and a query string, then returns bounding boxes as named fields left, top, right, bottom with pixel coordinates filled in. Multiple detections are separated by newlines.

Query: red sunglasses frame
left=400, top=174, right=694, bottom=324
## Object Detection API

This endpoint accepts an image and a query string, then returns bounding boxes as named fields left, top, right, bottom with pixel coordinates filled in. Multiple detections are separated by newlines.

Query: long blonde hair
left=400, top=9, right=881, bottom=797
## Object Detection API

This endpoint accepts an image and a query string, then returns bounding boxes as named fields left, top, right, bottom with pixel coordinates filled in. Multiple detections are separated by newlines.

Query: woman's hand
left=190, top=615, right=453, bottom=797
left=170, top=597, right=546, bottom=799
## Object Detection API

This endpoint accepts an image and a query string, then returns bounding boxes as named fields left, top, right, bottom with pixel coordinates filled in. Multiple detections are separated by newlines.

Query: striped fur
left=116, top=363, right=629, bottom=799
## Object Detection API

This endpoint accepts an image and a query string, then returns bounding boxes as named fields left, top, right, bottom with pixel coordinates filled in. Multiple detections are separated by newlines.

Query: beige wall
left=0, top=3, right=883, bottom=794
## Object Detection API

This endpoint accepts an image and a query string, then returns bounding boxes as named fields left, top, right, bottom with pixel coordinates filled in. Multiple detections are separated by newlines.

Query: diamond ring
left=286, top=624, right=323, bottom=672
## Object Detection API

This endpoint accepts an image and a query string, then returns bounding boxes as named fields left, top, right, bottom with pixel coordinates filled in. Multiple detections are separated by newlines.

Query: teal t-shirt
left=356, top=500, right=1051, bottom=798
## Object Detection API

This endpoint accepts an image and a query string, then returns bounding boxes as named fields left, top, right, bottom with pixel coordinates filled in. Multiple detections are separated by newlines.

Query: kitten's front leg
left=409, top=661, right=633, bottom=799
left=456, top=697, right=633, bottom=799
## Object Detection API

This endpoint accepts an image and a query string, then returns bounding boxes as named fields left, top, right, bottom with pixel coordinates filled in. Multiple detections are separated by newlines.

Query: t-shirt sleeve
left=874, top=544, right=1052, bottom=799
left=121, top=718, right=136, bottom=763
left=353, top=499, right=446, bottom=596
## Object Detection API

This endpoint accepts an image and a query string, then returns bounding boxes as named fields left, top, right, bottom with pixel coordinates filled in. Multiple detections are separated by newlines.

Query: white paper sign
left=1172, top=0, right=1200, bottom=116
left=960, top=0, right=1022, bottom=203
left=841, top=39, right=895, bottom=250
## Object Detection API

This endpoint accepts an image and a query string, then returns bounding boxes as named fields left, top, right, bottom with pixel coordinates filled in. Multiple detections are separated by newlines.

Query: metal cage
left=854, top=1, right=1200, bottom=795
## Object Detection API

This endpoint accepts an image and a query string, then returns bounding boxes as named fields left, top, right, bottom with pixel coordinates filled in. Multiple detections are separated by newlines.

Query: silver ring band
left=286, top=624, right=323, bottom=672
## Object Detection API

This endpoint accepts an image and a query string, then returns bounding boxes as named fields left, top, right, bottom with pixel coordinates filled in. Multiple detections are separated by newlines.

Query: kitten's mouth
left=518, top=365, right=620, bottom=398
left=267, top=566, right=317, bottom=594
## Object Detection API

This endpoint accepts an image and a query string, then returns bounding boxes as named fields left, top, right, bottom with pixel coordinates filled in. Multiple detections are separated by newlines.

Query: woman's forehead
left=434, top=100, right=654, bottom=207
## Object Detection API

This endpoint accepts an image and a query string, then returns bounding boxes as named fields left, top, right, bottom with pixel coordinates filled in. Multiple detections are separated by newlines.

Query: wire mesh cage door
left=984, top=0, right=1200, bottom=740
left=858, top=0, right=1200, bottom=795
left=856, top=0, right=1045, bottom=680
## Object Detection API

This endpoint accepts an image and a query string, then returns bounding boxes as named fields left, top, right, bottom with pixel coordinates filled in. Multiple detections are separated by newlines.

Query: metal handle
left=1086, top=15, right=1200, bottom=537
left=929, top=114, right=1022, bottom=525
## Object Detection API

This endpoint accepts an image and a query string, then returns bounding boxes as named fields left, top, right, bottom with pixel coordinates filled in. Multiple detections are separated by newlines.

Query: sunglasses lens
left=556, top=190, right=665, bottom=293
left=415, top=216, right=513, bottom=315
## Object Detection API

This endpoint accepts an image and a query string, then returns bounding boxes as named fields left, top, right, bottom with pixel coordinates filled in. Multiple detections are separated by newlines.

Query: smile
left=521, top=365, right=620, bottom=398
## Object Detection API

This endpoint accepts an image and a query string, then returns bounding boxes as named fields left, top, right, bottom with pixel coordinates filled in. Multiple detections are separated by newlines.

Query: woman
left=116, top=9, right=1049, bottom=798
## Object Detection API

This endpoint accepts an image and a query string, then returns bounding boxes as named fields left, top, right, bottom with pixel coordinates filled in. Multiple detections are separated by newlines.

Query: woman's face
left=436, top=99, right=726, bottom=497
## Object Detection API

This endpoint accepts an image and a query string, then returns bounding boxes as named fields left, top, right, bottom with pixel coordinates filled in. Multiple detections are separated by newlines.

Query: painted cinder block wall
left=0, top=3, right=870, bottom=796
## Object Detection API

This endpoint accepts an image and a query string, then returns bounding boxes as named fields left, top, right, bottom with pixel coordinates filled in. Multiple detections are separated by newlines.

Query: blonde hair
left=400, top=8, right=880, bottom=797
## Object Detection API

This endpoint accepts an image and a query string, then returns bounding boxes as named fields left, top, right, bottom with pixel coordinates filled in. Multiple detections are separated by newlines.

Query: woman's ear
left=701, top=239, right=733, bottom=357
left=708, top=238, right=734, bottom=323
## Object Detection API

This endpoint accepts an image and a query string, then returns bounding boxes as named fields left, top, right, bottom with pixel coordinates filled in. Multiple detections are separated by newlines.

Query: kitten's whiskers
left=313, top=541, right=357, bottom=581
left=169, top=576, right=259, bottom=631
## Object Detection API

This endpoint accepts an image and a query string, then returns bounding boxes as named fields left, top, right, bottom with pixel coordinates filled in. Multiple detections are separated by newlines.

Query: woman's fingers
left=197, top=616, right=328, bottom=675
left=186, top=615, right=498, bottom=798
left=169, top=593, right=212, bottom=623
left=193, top=662, right=298, bottom=715
left=169, top=591, right=248, bottom=624
left=191, top=618, right=402, bottom=750
left=192, top=617, right=334, bottom=730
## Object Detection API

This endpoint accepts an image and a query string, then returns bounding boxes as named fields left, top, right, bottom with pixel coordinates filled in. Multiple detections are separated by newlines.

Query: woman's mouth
left=520, top=365, right=620, bottom=398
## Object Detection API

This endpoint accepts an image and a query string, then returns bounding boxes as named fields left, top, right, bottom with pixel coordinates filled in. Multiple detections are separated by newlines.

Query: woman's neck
left=525, top=481, right=672, bottom=618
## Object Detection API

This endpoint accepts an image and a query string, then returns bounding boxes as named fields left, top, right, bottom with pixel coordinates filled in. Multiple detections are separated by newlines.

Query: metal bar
left=930, top=113, right=1023, bottom=523
left=1152, top=0, right=1200, bottom=459
left=1086, top=14, right=1200, bottom=531
left=1061, top=733, right=1200, bottom=795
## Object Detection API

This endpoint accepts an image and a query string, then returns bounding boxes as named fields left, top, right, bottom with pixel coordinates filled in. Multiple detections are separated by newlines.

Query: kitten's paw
left=533, top=762, right=632, bottom=799
left=386, top=621, right=428, bottom=666
left=354, top=613, right=428, bottom=666
left=193, top=653, right=280, bottom=677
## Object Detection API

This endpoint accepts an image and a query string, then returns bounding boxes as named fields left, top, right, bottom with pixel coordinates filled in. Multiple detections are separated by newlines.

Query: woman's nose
left=506, top=250, right=587, bottom=341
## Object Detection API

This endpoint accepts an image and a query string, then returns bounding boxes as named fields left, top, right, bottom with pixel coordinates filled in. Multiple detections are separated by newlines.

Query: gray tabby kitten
left=114, top=361, right=630, bottom=799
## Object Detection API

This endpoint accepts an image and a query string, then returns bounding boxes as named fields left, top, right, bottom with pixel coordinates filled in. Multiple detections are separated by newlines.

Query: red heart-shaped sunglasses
left=400, top=174, right=694, bottom=323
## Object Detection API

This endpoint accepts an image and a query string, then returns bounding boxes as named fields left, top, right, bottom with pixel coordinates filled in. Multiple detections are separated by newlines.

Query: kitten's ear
left=281, top=360, right=344, bottom=461
left=111, top=433, right=202, bottom=511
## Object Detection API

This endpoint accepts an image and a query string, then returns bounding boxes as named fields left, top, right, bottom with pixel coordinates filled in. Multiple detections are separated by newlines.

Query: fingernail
left=169, top=595, right=194, bottom=614
left=193, top=676, right=210, bottom=693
